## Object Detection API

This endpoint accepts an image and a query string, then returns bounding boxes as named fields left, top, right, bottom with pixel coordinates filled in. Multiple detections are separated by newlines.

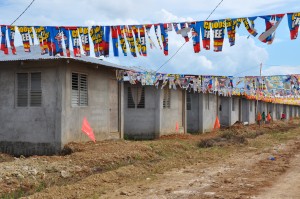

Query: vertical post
left=256, top=63, right=263, bottom=116
left=118, top=81, right=124, bottom=139
left=182, top=90, right=187, bottom=134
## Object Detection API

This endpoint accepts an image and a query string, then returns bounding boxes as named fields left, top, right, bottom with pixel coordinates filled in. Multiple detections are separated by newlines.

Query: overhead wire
left=10, top=0, right=36, bottom=26
left=155, top=0, right=224, bottom=73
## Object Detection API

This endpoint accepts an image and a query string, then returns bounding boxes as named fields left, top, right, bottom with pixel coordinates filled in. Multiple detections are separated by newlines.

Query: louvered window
left=17, top=72, right=42, bottom=107
left=187, top=92, right=191, bottom=110
left=163, top=88, right=171, bottom=109
left=30, top=73, right=42, bottom=107
left=137, top=87, right=145, bottom=108
left=127, top=87, right=135, bottom=108
left=127, top=86, right=145, bottom=109
left=72, top=73, right=88, bottom=107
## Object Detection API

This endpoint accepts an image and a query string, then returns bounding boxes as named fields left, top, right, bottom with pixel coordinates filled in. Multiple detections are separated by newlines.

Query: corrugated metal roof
left=0, top=45, right=129, bottom=70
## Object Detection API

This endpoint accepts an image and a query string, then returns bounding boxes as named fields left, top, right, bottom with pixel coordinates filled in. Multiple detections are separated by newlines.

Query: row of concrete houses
left=0, top=46, right=299, bottom=156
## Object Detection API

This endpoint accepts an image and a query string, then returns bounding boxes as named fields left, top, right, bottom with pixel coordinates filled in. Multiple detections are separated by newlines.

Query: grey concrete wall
left=202, top=93, right=218, bottom=133
left=0, top=61, right=63, bottom=156
left=61, top=62, right=120, bottom=145
left=241, top=99, right=255, bottom=124
left=283, top=105, right=290, bottom=120
left=187, top=92, right=199, bottom=133
left=218, top=96, right=230, bottom=127
left=230, top=97, right=240, bottom=125
left=161, top=89, right=184, bottom=135
left=124, top=84, right=158, bottom=139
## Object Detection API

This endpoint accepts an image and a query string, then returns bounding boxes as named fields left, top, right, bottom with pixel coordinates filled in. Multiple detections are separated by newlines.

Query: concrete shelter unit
left=0, top=47, right=126, bottom=156
left=124, top=83, right=186, bottom=139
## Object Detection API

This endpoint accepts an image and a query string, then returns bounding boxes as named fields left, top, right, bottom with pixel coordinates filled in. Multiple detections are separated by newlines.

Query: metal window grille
left=72, top=73, right=88, bottom=107
left=163, top=88, right=171, bottom=109
left=137, top=87, right=145, bottom=108
left=127, top=87, right=135, bottom=108
left=187, top=92, right=191, bottom=110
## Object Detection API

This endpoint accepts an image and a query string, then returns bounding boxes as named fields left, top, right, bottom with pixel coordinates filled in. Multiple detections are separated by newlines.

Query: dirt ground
left=0, top=119, right=300, bottom=199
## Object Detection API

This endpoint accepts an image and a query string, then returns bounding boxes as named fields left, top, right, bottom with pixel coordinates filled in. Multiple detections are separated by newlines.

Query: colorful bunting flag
left=48, top=26, right=64, bottom=56
left=103, top=26, right=110, bottom=57
left=259, top=14, right=285, bottom=44
left=211, top=20, right=225, bottom=52
left=28, top=27, right=35, bottom=45
left=34, top=26, right=49, bottom=55
left=90, top=26, right=101, bottom=57
left=132, top=25, right=142, bottom=55
left=178, top=22, right=191, bottom=42
left=18, top=26, right=31, bottom=52
left=118, top=25, right=127, bottom=56
left=145, top=24, right=156, bottom=49
left=160, top=23, right=169, bottom=56
left=126, top=26, right=137, bottom=57
left=139, top=25, right=147, bottom=56
left=287, top=12, right=300, bottom=40
left=190, top=21, right=201, bottom=53
left=201, top=21, right=211, bottom=50
left=78, top=27, right=90, bottom=56
left=111, top=26, right=119, bottom=57
left=225, top=18, right=241, bottom=46
left=1, top=26, right=8, bottom=54
left=7, top=26, right=16, bottom=55
left=154, top=24, right=163, bottom=50
left=60, top=27, right=70, bottom=57
left=70, top=27, right=81, bottom=57
left=242, top=17, right=258, bottom=37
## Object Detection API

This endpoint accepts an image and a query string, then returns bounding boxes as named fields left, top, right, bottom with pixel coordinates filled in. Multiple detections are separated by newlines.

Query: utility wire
left=155, top=0, right=224, bottom=73
left=10, top=0, right=36, bottom=26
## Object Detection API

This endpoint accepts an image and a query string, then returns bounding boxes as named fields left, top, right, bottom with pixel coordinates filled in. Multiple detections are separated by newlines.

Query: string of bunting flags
left=117, top=70, right=300, bottom=106
left=0, top=12, right=300, bottom=57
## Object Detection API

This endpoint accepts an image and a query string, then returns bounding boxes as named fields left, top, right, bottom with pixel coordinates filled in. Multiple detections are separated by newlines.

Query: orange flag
left=81, top=117, right=96, bottom=143
left=214, top=116, right=221, bottom=129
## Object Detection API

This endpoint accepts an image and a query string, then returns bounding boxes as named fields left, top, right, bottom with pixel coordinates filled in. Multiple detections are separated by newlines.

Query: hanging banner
left=28, top=27, right=35, bottom=45
left=139, top=25, right=147, bottom=56
left=287, top=12, right=300, bottom=40
left=48, top=26, right=64, bottom=56
left=90, top=26, right=101, bottom=57
left=177, top=22, right=191, bottom=42
left=103, top=26, right=110, bottom=57
left=34, top=26, right=49, bottom=55
left=190, top=21, right=201, bottom=53
left=78, top=27, right=90, bottom=56
left=211, top=20, right=225, bottom=52
left=242, top=17, right=258, bottom=37
left=200, top=21, right=211, bottom=50
left=70, top=27, right=81, bottom=57
left=132, top=25, right=142, bottom=55
left=259, top=14, right=285, bottom=44
left=18, top=26, right=31, bottom=52
left=118, top=25, right=127, bottom=56
left=1, top=26, right=8, bottom=54
left=111, top=26, right=119, bottom=57
left=7, top=26, right=16, bottom=55
left=126, top=26, right=137, bottom=57
left=145, top=24, right=156, bottom=49
left=225, top=18, right=241, bottom=46
left=60, top=27, right=70, bottom=57
left=154, top=24, right=163, bottom=50
left=160, top=23, right=169, bottom=56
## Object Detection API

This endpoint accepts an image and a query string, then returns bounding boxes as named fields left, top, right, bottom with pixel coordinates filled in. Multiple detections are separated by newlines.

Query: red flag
left=81, top=117, right=96, bottom=143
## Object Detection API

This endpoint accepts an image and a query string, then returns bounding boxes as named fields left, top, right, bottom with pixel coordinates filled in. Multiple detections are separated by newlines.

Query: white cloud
left=263, top=65, right=300, bottom=76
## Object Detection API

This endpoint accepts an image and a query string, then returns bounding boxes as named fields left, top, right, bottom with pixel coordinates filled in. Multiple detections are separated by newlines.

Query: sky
left=0, top=0, right=300, bottom=76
